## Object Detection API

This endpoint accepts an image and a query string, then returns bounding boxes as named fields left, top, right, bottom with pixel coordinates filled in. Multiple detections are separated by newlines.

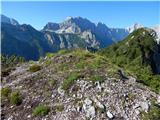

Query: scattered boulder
left=140, top=101, right=149, bottom=112
left=83, top=98, right=96, bottom=118
left=106, top=111, right=114, bottom=119
left=85, top=106, right=96, bottom=118
left=84, top=98, right=92, bottom=106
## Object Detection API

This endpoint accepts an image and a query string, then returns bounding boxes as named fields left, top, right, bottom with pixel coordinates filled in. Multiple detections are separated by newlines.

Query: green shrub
left=10, top=91, right=22, bottom=105
left=29, top=64, right=41, bottom=72
left=1, top=87, right=11, bottom=98
left=61, top=72, right=81, bottom=90
left=32, top=105, right=50, bottom=116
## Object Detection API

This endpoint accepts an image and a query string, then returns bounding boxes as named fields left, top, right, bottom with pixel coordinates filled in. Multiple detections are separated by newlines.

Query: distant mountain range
left=1, top=14, right=160, bottom=60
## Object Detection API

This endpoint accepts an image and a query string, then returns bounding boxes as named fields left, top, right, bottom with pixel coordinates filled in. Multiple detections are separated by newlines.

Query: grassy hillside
left=99, top=28, right=160, bottom=93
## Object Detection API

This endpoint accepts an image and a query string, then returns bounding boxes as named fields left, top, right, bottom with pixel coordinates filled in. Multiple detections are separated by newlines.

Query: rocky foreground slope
left=1, top=50, right=160, bottom=120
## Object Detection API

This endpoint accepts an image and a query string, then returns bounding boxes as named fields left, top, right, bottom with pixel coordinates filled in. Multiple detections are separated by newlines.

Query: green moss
left=32, top=105, right=50, bottom=116
left=10, top=91, right=22, bottom=105
left=29, top=64, right=41, bottom=72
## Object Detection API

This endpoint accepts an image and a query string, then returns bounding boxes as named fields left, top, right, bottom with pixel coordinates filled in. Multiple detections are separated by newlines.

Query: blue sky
left=1, top=1, right=160, bottom=30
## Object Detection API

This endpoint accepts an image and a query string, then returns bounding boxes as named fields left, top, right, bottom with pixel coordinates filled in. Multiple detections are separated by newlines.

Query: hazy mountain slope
left=1, top=14, right=19, bottom=25
left=1, top=15, right=130, bottom=60
left=1, top=23, right=53, bottom=60
left=99, top=28, right=160, bottom=92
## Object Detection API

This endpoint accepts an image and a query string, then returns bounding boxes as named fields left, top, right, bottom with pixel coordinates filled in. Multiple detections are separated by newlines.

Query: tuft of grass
left=61, top=72, right=81, bottom=90
left=1, top=87, right=12, bottom=98
left=32, top=105, right=50, bottom=116
left=10, top=91, right=22, bottom=105
left=29, top=64, right=41, bottom=72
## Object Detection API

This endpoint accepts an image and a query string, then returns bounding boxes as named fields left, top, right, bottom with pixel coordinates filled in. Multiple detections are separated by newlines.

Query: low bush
left=32, top=105, right=50, bottom=116
left=10, top=91, right=22, bottom=105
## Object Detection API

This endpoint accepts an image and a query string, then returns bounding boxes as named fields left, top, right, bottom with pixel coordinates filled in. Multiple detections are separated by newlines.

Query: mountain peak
left=1, top=14, right=19, bottom=26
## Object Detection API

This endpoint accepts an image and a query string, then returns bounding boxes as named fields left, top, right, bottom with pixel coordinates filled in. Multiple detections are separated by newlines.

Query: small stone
left=27, top=115, right=31, bottom=118
left=10, top=106, right=14, bottom=108
left=51, top=94, right=56, bottom=98
left=27, top=105, right=31, bottom=109
left=107, top=111, right=114, bottom=119
left=85, top=106, right=96, bottom=118
left=73, top=94, right=76, bottom=97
